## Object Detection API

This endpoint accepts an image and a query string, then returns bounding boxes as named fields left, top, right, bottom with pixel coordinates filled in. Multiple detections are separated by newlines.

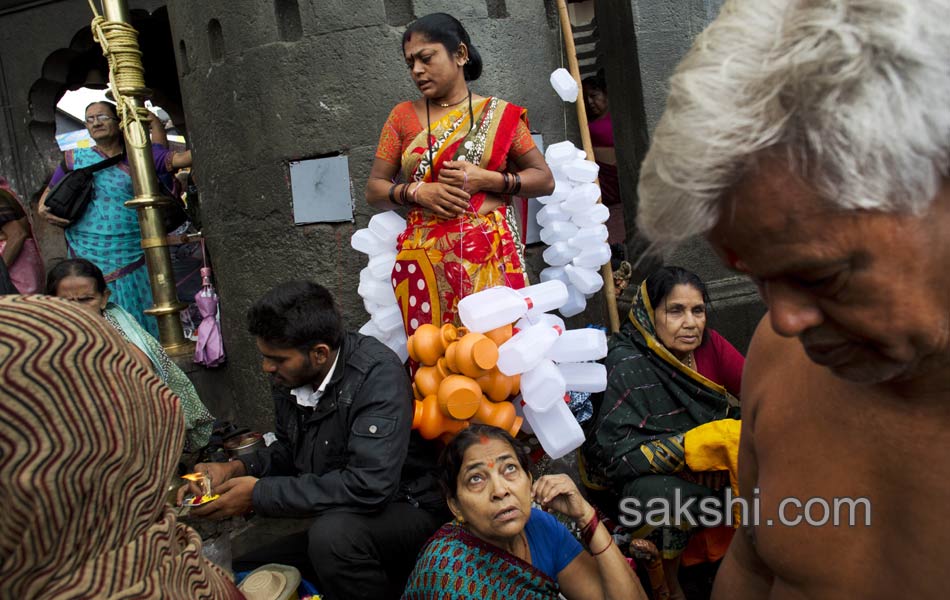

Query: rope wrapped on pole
left=86, top=0, right=150, bottom=151
left=555, top=0, right=621, bottom=333
left=85, top=0, right=192, bottom=356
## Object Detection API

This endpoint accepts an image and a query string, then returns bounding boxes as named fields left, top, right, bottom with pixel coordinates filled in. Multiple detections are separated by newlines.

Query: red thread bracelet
left=590, top=536, right=613, bottom=557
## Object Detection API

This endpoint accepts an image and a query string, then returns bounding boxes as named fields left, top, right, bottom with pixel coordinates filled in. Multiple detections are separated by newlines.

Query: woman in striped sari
left=0, top=295, right=241, bottom=599
left=365, top=13, right=554, bottom=337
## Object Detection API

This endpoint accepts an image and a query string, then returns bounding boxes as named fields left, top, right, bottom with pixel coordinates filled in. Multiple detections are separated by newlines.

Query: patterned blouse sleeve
left=509, top=113, right=537, bottom=158
left=375, top=103, right=407, bottom=165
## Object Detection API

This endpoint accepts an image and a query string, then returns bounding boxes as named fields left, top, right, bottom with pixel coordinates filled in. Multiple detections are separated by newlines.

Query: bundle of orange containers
left=408, top=322, right=522, bottom=442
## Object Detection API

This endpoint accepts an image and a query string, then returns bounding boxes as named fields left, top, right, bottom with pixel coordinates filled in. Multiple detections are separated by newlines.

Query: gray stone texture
left=596, top=0, right=764, bottom=352
left=165, top=0, right=572, bottom=429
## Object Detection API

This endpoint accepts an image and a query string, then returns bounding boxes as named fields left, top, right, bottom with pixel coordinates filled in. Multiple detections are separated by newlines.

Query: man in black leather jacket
left=186, top=281, right=444, bottom=599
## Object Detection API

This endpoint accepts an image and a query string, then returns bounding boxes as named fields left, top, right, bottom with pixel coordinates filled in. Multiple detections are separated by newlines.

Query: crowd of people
left=3, top=1, right=950, bottom=598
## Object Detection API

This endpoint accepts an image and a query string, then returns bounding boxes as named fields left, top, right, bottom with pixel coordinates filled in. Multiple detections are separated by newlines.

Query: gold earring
left=455, top=515, right=465, bottom=524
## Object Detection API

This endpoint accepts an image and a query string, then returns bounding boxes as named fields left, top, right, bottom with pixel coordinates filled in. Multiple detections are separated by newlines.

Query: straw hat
left=238, top=564, right=301, bottom=600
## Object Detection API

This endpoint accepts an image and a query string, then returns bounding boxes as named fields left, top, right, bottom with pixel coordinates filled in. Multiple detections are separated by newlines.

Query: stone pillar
left=166, top=0, right=569, bottom=429
left=595, top=0, right=763, bottom=350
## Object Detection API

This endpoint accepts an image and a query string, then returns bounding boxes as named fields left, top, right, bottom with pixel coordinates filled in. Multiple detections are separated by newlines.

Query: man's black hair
left=247, top=281, right=345, bottom=351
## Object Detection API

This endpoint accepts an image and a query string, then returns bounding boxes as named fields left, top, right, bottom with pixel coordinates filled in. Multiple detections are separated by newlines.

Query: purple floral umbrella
left=194, top=245, right=225, bottom=367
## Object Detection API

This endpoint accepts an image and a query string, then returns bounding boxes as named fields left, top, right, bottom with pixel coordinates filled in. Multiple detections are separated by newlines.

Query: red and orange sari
left=376, top=97, right=534, bottom=336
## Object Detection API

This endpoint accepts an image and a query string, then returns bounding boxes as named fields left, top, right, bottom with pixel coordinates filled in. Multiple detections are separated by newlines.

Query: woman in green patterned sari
left=583, top=266, right=744, bottom=600
left=47, top=258, right=214, bottom=452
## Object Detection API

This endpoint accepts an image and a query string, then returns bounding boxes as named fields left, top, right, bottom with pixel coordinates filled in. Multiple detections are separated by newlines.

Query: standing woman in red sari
left=366, top=13, right=554, bottom=337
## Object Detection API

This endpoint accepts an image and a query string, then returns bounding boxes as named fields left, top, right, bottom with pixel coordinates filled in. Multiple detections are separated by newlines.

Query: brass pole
left=99, top=0, right=192, bottom=355
left=556, top=0, right=621, bottom=333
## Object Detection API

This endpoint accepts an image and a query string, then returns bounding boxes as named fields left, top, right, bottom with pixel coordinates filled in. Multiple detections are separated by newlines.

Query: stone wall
left=595, top=0, right=765, bottom=351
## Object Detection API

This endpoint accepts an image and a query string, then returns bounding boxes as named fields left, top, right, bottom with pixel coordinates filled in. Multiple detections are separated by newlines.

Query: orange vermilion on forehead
left=487, top=460, right=495, bottom=468
left=479, top=434, right=489, bottom=445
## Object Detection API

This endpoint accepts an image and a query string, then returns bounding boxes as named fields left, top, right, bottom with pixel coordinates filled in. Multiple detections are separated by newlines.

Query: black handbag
left=44, top=152, right=124, bottom=222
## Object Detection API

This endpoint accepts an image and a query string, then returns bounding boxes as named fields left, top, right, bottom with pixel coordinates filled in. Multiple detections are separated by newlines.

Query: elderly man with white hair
left=637, top=0, right=950, bottom=598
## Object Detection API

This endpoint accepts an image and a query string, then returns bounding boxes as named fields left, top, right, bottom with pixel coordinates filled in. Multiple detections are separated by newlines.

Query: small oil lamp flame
left=182, top=472, right=211, bottom=496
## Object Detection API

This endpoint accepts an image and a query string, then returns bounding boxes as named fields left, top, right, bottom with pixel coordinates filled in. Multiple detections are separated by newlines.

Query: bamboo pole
left=556, top=0, right=621, bottom=333
left=97, top=0, right=192, bottom=356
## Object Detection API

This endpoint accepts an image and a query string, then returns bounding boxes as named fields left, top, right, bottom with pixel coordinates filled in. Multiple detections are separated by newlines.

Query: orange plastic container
left=483, top=323, right=514, bottom=347
left=471, top=395, right=523, bottom=438
left=407, top=323, right=458, bottom=366
left=413, top=395, right=468, bottom=440
left=476, top=367, right=521, bottom=402
left=437, top=374, right=483, bottom=420
left=444, top=332, right=498, bottom=378
left=414, top=359, right=450, bottom=398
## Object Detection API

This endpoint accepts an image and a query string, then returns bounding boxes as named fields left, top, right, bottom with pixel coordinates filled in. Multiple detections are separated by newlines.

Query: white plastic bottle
left=497, top=323, right=562, bottom=375
left=543, top=241, right=580, bottom=267
left=370, top=303, right=403, bottom=334
left=358, top=319, right=386, bottom=340
left=536, top=178, right=570, bottom=205
left=563, top=159, right=600, bottom=183
left=457, top=280, right=568, bottom=333
left=520, top=359, right=567, bottom=411
left=367, top=251, right=397, bottom=280
left=539, top=265, right=570, bottom=286
left=549, top=69, right=579, bottom=103
left=558, top=283, right=587, bottom=318
left=382, top=328, right=409, bottom=363
left=351, top=228, right=390, bottom=256
left=515, top=311, right=565, bottom=333
left=521, top=280, right=570, bottom=319
left=357, top=278, right=396, bottom=306
left=569, top=224, right=609, bottom=248
left=457, top=286, right=526, bottom=332
left=368, top=211, right=406, bottom=244
left=547, top=328, right=608, bottom=363
left=522, top=398, right=585, bottom=460
left=573, top=243, right=612, bottom=270
left=561, top=183, right=600, bottom=215
left=558, top=362, right=608, bottom=393
left=571, top=203, right=611, bottom=228
left=564, top=263, right=604, bottom=295
left=539, top=221, right=579, bottom=245
left=545, top=140, right=579, bottom=165
left=537, top=203, right=570, bottom=228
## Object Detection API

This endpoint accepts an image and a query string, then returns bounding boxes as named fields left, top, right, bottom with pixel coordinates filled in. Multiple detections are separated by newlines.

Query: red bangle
left=580, top=511, right=600, bottom=548
left=590, top=536, right=613, bottom=557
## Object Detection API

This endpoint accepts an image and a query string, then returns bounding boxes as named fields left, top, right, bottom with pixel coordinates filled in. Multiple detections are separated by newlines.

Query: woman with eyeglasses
left=364, top=13, right=554, bottom=338
left=38, top=101, right=192, bottom=337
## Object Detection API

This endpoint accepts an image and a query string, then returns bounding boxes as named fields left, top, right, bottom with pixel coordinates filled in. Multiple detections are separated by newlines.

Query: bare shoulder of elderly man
left=707, top=164, right=950, bottom=599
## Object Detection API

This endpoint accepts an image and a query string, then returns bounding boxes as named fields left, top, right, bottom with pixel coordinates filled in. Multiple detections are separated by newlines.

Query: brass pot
left=224, top=432, right=264, bottom=458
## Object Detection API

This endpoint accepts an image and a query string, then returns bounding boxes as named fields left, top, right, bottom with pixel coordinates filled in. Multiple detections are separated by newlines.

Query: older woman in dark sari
left=583, top=266, right=744, bottom=600
left=403, top=425, right=645, bottom=600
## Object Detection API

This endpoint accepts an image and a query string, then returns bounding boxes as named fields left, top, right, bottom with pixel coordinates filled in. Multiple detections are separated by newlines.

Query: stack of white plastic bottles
left=538, top=69, right=613, bottom=319
left=350, top=211, right=410, bottom=362
left=534, top=139, right=612, bottom=319
left=458, top=280, right=608, bottom=459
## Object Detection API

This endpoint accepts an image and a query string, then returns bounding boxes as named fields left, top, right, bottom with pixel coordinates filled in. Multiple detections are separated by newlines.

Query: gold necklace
left=684, top=353, right=694, bottom=369
left=435, top=92, right=469, bottom=108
